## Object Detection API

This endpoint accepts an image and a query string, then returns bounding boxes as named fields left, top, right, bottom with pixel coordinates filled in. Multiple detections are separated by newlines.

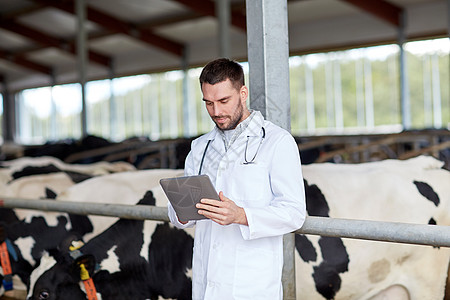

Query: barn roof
left=0, top=0, right=447, bottom=92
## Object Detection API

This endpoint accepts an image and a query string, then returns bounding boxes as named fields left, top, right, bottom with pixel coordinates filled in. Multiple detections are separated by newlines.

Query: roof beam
left=31, top=0, right=184, bottom=57
left=340, top=0, right=402, bottom=27
left=0, top=19, right=111, bottom=67
left=0, top=49, right=53, bottom=75
left=171, top=0, right=247, bottom=31
left=1, top=3, right=47, bottom=19
left=138, top=11, right=204, bottom=29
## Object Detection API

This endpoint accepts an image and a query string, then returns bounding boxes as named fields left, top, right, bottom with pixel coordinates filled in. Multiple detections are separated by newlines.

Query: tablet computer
left=160, top=174, right=220, bottom=222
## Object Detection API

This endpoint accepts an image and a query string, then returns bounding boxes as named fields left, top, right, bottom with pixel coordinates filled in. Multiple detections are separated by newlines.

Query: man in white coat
left=168, top=58, right=306, bottom=300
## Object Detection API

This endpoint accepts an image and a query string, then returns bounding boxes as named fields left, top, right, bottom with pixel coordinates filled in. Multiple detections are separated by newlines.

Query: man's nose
left=213, top=103, right=224, bottom=116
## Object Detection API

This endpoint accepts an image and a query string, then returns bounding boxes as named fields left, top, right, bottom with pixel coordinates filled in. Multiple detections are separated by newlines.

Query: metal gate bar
left=1, top=197, right=449, bottom=248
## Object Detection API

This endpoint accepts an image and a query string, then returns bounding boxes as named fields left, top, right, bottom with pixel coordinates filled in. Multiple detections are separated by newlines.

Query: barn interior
left=0, top=1, right=450, bottom=300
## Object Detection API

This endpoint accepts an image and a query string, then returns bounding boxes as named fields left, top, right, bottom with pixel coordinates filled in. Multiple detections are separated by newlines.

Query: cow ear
left=73, top=255, right=96, bottom=280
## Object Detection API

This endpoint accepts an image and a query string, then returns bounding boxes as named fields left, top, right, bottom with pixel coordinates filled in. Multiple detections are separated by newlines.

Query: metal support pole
left=325, top=59, right=335, bottom=128
left=355, top=54, right=365, bottom=128
left=283, top=233, right=296, bottom=299
left=109, top=61, right=116, bottom=140
left=246, top=1, right=294, bottom=298
left=305, top=60, right=315, bottom=133
left=76, top=0, right=88, bottom=137
left=50, top=74, right=57, bottom=140
left=334, top=60, right=344, bottom=130
left=448, top=0, right=450, bottom=102
left=1, top=79, right=15, bottom=142
left=182, top=47, right=191, bottom=137
left=364, top=57, right=374, bottom=129
left=423, top=55, right=432, bottom=127
left=398, top=10, right=411, bottom=130
left=246, top=0, right=291, bottom=131
left=0, top=81, right=3, bottom=142
left=216, top=0, right=231, bottom=58
left=431, top=53, right=442, bottom=128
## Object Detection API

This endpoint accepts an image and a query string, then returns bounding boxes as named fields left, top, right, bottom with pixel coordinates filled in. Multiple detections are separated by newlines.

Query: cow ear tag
left=0, top=241, right=13, bottom=291
left=75, top=255, right=96, bottom=277
left=69, top=240, right=85, bottom=251
left=79, top=263, right=91, bottom=281
left=69, top=240, right=85, bottom=260
left=79, top=263, right=98, bottom=300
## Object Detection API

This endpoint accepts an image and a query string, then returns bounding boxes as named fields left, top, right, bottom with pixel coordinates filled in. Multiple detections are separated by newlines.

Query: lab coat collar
left=244, top=111, right=265, bottom=137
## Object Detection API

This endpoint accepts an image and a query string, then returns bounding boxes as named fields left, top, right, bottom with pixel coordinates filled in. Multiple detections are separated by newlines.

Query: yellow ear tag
left=79, top=263, right=98, bottom=300
left=79, top=263, right=90, bottom=281
left=69, top=241, right=85, bottom=252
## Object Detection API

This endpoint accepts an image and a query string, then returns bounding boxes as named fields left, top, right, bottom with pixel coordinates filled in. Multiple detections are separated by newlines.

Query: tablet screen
left=160, top=174, right=219, bottom=222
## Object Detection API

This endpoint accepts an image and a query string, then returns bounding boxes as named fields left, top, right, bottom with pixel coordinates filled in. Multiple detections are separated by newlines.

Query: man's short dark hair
left=199, top=58, right=245, bottom=91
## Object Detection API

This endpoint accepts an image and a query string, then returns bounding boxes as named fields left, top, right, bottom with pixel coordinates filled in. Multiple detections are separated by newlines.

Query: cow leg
left=368, top=284, right=410, bottom=300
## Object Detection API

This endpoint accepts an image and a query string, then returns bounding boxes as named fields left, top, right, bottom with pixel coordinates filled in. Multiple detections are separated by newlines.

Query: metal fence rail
left=298, top=216, right=450, bottom=247
left=0, top=197, right=170, bottom=222
left=1, top=197, right=450, bottom=247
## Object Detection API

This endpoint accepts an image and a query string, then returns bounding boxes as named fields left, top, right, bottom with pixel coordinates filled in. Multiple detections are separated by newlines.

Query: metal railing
left=2, top=197, right=449, bottom=247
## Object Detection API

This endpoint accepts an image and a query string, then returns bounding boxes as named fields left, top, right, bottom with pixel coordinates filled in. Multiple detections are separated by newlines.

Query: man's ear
left=240, top=85, right=248, bottom=103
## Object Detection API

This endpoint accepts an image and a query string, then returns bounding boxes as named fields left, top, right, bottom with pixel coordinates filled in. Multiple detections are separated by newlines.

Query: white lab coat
left=168, top=111, right=306, bottom=300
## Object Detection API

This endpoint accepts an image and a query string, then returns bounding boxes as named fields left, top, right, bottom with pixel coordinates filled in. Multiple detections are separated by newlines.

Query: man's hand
left=196, top=191, right=248, bottom=226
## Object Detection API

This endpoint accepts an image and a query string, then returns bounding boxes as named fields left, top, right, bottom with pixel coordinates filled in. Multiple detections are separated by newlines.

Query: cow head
left=0, top=211, right=93, bottom=297
left=27, top=251, right=93, bottom=300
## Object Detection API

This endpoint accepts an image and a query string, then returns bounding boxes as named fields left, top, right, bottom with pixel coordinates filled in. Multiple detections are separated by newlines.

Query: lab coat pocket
left=230, top=164, right=269, bottom=206
left=233, top=245, right=280, bottom=299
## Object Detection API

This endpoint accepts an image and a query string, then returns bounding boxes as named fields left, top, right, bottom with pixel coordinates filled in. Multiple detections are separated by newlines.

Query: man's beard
left=213, top=101, right=244, bottom=131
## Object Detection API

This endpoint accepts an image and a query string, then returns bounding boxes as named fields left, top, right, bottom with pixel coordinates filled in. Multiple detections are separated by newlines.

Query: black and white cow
left=296, top=156, right=450, bottom=299
left=0, top=171, right=95, bottom=295
left=0, top=168, right=184, bottom=296
left=0, top=157, right=136, bottom=231
left=0, top=163, right=94, bottom=295
left=0, top=210, right=93, bottom=292
left=0, top=156, right=135, bottom=187
left=26, top=191, right=193, bottom=300
left=1, top=156, right=135, bottom=227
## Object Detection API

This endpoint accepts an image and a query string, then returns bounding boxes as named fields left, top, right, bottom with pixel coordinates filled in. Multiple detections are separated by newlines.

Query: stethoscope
left=198, top=127, right=265, bottom=175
